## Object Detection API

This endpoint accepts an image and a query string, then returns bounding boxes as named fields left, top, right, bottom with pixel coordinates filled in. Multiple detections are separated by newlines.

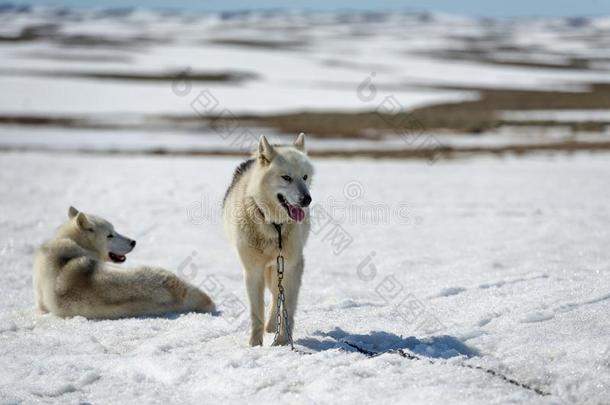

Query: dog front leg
left=265, top=266, right=278, bottom=333
left=243, top=267, right=265, bottom=346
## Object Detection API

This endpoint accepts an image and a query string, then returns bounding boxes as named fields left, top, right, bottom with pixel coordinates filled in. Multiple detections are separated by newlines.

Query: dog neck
left=244, top=196, right=294, bottom=245
left=55, top=222, right=103, bottom=260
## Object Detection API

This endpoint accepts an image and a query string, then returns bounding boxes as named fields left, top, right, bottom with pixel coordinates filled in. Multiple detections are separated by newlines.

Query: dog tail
left=159, top=270, right=215, bottom=313
left=184, top=285, right=216, bottom=313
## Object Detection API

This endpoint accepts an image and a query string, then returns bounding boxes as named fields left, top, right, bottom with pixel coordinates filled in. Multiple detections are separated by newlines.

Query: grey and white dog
left=33, top=207, right=215, bottom=319
left=223, top=133, right=313, bottom=346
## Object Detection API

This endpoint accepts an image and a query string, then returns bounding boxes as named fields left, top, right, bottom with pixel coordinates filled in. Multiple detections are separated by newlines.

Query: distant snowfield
left=0, top=151, right=609, bottom=404
left=0, top=9, right=610, bottom=117
left=0, top=75, right=474, bottom=116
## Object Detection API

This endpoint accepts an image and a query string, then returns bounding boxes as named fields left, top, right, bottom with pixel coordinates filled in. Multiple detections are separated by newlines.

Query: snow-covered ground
left=0, top=6, right=609, bottom=403
left=0, top=151, right=609, bottom=404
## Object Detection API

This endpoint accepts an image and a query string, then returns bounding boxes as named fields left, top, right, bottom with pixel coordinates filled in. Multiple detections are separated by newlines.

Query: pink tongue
left=288, top=205, right=305, bottom=222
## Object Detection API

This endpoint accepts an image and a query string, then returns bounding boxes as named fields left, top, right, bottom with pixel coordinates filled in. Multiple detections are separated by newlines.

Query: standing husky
left=33, top=207, right=215, bottom=319
left=223, top=133, right=313, bottom=346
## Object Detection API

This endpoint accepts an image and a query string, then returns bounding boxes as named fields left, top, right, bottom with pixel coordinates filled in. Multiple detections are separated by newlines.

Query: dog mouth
left=277, top=193, right=305, bottom=222
left=108, top=252, right=126, bottom=263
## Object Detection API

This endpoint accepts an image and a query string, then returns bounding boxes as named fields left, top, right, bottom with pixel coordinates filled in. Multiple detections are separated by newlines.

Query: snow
left=0, top=75, right=472, bottom=116
left=501, top=110, right=610, bottom=122
left=1, top=6, right=610, bottom=404
left=1, top=9, right=610, bottom=118
left=0, top=151, right=609, bottom=404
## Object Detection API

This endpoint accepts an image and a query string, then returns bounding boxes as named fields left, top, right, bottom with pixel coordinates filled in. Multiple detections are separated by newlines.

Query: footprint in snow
left=430, top=287, right=467, bottom=299
left=520, top=311, right=555, bottom=323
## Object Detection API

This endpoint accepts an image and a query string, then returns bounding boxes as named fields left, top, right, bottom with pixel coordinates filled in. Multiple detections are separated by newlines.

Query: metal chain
left=337, top=338, right=549, bottom=396
left=272, top=224, right=294, bottom=349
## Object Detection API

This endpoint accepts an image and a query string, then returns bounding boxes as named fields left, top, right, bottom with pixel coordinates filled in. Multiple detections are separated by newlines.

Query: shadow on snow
left=297, top=327, right=479, bottom=359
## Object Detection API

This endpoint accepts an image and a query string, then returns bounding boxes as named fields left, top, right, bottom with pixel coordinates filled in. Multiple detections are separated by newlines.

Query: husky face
left=67, top=206, right=136, bottom=263
left=253, top=133, right=313, bottom=223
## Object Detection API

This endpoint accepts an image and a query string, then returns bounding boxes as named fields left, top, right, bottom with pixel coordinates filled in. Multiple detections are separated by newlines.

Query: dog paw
left=249, top=335, right=263, bottom=347
left=265, top=320, right=277, bottom=333
left=271, top=335, right=289, bottom=346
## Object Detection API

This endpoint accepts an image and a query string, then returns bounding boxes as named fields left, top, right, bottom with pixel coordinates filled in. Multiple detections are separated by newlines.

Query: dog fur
left=223, top=133, right=313, bottom=346
left=33, top=207, right=215, bottom=319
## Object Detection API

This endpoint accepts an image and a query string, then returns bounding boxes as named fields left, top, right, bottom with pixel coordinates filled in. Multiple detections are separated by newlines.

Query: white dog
left=223, top=133, right=313, bottom=346
left=33, top=207, right=215, bottom=319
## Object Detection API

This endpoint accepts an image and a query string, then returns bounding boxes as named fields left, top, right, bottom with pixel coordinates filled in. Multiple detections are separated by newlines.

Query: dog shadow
left=297, top=327, right=479, bottom=359
left=137, top=309, right=223, bottom=320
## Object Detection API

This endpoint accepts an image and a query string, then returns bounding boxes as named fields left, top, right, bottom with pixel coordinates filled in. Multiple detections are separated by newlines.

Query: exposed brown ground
left=2, top=83, right=609, bottom=136
left=415, top=48, right=610, bottom=71
left=0, top=115, right=81, bottom=127
left=1, top=83, right=609, bottom=160
left=0, top=23, right=157, bottom=48
left=412, top=83, right=610, bottom=133
left=0, top=68, right=255, bottom=83
left=209, top=38, right=308, bottom=50
left=199, top=83, right=610, bottom=137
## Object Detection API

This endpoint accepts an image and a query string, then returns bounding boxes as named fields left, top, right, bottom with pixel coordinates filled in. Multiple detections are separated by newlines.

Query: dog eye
left=107, top=234, right=113, bottom=239
left=303, top=175, right=308, bottom=181
left=281, top=175, right=292, bottom=182
left=87, top=228, right=94, bottom=233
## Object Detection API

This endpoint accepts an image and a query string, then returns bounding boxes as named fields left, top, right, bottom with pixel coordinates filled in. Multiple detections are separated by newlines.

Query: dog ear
left=68, top=206, right=79, bottom=219
left=258, top=135, right=275, bottom=164
left=75, top=212, right=91, bottom=230
left=294, top=132, right=306, bottom=152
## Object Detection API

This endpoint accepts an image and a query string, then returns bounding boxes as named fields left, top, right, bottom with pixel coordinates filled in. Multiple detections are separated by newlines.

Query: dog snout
left=130, top=240, right=136, bottom=248
left=300, top=194, right=312, bottom=207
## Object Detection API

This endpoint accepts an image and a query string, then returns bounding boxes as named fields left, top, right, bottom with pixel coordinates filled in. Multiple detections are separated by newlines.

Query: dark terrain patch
left=201, top=83, right=610, bottom=136
left=209, top=38, right=308, bottom=50
left=0, top=68, right=256, bottom=83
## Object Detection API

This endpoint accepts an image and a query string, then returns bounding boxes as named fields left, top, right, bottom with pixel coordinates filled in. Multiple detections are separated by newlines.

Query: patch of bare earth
left=2, top=82, right=610, bottom=158
left=202, top=83, right=610, bottom=136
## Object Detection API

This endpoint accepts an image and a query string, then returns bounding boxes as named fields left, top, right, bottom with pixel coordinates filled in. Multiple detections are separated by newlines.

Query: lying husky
left=223, top=133, right=313, bottom=346
left=33, top=207, right=215, bottom=319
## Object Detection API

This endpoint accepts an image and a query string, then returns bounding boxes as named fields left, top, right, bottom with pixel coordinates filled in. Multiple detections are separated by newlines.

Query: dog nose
left=300, top=194, right=312, bottom=207
left=130, top=240, right=136, bottom=248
